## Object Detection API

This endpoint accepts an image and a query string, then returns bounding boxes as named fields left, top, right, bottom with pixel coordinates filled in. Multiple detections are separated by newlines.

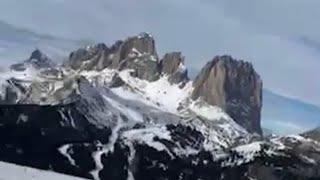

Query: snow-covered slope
left=0, top=161, right=87, bottom=180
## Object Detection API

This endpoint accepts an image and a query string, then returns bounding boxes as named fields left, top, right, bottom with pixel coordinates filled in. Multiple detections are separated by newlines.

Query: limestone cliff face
left=192, top=55, right=263, bottom=134
left=160, top=52, right=189, bottom=84
left=65, top=33, right=160, bottom=81
left=65, top=33, right=192, bottom=83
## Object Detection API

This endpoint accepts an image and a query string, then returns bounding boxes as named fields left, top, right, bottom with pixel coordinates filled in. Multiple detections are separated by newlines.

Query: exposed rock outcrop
left=65, top=33, right=160, bottom=81
left=10, top=49, right=56, bottom=71
left=192, top=55, right=263, bottom=134
left=160, top=52, right=189, bottom=84
left=67, top=43, right=110, bottom=71
left=112, top=32, right=158, bottom=65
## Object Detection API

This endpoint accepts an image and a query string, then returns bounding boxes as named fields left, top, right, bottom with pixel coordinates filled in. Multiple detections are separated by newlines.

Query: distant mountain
left=262, top=90, right=320, bottom=134
left=302, top=127, right=320, bottom=142
left=0, top=21, right=89, bottom=67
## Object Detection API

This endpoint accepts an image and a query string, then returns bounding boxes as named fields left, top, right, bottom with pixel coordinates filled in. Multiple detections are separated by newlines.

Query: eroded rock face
left=160, top=52, right=189, bottom=84
left=66, top=33, right=160, bottom=81
left=66, top=43, right=111, bottom=71
left=192, top=55, right=263, bottom=134
left=112, top=32, right=158, bottom=65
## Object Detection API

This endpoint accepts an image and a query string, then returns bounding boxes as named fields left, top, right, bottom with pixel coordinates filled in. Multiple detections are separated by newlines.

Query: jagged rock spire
left=192, top=55, right=263, bottom=134
left=160, top=52, right=189, bottom=84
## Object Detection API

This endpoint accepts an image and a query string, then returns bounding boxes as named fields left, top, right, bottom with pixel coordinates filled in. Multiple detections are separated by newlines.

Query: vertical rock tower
left=192, top=55, right=263, bottom=134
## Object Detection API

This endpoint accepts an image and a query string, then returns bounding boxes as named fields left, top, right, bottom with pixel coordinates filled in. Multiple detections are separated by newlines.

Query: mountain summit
left=0, top=33, right=319, bottom=180
left=10, top=49, right=56, bottom=71
left=192, top=55, right=263, bottom=134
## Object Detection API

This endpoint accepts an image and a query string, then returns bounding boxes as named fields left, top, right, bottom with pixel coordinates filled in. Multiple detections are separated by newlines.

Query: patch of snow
left=270, top=137, right=286, bottom=150
left=103, top=95, right=143, bottom=122
left=177, top=62, right=187, bottom=73
left=0, top=161, right=87, bottom=180
left=131, top=48, right=142, bottom=57
left=149, top=55, right=157, bottom=62
left=233, top=142, right=260, bottom=166
left=300, top=155, right=316, bottom=164
left=235, top=141, right=263, bottom=154
left=122, top=126, right=173, bottom=157
left=188, top=99, right=249, bottom=152
left=111, top=87, right=159, bottom=110
left=58, top=110, right=69, bottom=126
left=285, top=135, right=307, bottom=142
left=16, top=114, right=28, bottom=124
left=58, top=144, right=76, bottom=166
left=90, top=114, right=124, bottom=180
left=189, top=100, right=230, bottom=121
left=81, top=68, right=116, bottom=86
left=173, top=146, right=200, bottom=156
left=118, top=70, right=192, bottom=113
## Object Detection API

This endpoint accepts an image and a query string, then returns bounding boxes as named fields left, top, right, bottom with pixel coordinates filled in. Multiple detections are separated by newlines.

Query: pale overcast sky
left=0, top=0, right=319, bottom=106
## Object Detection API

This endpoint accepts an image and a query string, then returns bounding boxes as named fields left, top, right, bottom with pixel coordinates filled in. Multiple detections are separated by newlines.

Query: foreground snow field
left=0, top=161, right=87, bottom=180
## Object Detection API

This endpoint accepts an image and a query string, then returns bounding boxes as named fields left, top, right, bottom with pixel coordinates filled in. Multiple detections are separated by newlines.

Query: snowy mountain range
left=0, top=19, right=318, bottom=135
left=0, top=32, right=319, bottom=180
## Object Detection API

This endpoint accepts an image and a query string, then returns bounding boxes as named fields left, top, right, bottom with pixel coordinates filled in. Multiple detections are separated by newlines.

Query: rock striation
left=192, top=55, right=263, bottom=134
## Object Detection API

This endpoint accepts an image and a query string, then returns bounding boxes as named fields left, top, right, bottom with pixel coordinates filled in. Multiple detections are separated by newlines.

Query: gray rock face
left=66, top=43, right=111, bottom=71
left=11, top=49, right=55, bottom=71
left=118, top=55, right=160, bottom=81
left=192, top=55, right=263, bottom=134
left=112, top=32, right=158, bottom=66
left=66, top=33, right=160, bottom=81
left=160, top=52, right=189, bottom=84
left=115, top=33, right=159, bottom=81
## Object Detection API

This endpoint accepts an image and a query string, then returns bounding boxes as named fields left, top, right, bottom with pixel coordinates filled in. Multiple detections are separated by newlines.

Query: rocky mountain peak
left=192, top=55, right=263, bottom=134
left=10, top=49, right=55, bottom=71
left=65, top=32, right=161, bottom=81
left=115, top=32, right=158, bottom=61
left=29, top=49, right=45, bottom=60
left=28, top=49, right=56, bottom=68
left=66, top=43, right=110, bottom=70
left=160, top=52, right=189, bottom=84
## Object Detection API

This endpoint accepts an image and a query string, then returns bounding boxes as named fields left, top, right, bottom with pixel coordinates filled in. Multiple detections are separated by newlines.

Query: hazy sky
left=0, top=0, right=319, bottom=106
